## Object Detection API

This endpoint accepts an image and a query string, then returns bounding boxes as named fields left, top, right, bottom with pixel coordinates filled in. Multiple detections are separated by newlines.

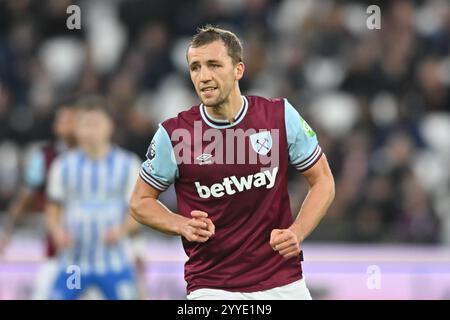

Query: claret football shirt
left=140, top=95, right=322, bottom=293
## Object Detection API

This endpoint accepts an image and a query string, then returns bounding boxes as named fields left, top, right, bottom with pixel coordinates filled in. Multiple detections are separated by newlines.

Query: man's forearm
left=130, top=197, right=187, bottom=236
left=46, top=203, right=62, bottom=236
left=121, top=214, right=141, bottom=235
left=289, top=178, right=335, bottom=242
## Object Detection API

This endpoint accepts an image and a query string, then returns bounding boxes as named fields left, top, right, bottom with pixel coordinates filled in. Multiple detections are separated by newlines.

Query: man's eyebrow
left=189, top=59, right=222, bottom=68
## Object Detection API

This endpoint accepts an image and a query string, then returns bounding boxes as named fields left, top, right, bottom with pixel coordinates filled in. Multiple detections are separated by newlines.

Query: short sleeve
left=25, top=149, right=45, bottom=189
left=46, top=157, right=65, bottom=203
left=284, top=99, right=323, bottom=172
left=139, top=125, right=178, bottom=191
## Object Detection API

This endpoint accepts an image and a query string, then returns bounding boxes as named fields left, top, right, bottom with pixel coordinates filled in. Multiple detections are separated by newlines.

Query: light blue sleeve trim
left=284, top=99, right=322, bottom=171
left=140, top=125, right=178, bottom=191
left=25, top=150, right=45, bottom=188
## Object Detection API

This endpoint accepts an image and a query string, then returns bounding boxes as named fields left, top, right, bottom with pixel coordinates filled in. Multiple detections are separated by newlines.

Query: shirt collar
left=200, top=96, right=248, bottom=129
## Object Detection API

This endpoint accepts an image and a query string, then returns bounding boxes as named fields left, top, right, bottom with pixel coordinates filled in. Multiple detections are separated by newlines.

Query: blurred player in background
left=46, top=97, right=141, bottom=299
left=0, top=103, right=78, bottom=299
left=130, top=26, right=335, bottom=300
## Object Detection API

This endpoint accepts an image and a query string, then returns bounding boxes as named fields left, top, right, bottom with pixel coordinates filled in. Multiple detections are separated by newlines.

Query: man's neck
left=83, top=143, right=111, bottom=160
left=205, top=88, right=243, bottom=123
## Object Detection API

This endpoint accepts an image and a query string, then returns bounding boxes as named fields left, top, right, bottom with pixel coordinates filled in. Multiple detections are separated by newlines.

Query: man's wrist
left=172, top=215, right=188, bottom=237
left=288, top=224, right=305, bottom=243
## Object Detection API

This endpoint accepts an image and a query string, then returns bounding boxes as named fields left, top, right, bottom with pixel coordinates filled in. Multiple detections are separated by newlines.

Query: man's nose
left=199, top=66, right=212, bottom=82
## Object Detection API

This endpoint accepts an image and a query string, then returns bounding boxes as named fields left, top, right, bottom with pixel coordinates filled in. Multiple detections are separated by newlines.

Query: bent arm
left=129, top=177, right=188, bottom=236
left=289, top=154, right=335, bottom=242
left=122, top=214, right=141, bottom=235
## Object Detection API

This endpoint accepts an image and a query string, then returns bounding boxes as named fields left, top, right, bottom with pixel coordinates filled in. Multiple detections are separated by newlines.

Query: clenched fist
left=181, top=210, right=215, bottom=243
left=270, top=229, right=301, bottom=259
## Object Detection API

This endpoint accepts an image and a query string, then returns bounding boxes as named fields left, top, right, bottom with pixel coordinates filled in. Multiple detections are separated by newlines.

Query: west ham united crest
left=250, top=131, right=272, bottom=156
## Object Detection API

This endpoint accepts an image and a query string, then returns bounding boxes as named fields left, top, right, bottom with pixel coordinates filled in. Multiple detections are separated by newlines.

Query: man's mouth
left=200, top=86, right=217, bottom=93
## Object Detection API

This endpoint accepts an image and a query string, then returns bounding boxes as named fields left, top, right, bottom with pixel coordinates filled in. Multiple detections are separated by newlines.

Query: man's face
left=75, top=110, right=113, bottom=149
left=187, top=40, right=244, bottom=107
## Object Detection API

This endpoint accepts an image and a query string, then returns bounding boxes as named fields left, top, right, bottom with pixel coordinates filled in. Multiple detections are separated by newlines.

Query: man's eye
left=211, top=64, right=220, bottom=68
left=191, top=65, right=199, bottom=71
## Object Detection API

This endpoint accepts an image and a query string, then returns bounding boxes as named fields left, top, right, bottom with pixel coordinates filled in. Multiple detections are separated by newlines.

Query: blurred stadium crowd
left=1, top=0, right=450, bottom=244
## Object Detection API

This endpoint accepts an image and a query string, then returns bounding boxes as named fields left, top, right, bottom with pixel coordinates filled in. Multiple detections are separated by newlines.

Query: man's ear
left=235, top=62, right=245, bottom=80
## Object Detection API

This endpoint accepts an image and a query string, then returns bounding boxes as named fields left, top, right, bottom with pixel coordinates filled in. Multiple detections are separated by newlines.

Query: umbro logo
left=196, top=153, right=213, bottom=165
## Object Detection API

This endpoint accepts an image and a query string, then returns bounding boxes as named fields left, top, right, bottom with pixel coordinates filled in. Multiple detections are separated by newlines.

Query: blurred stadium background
left=1, top=0, right=450, bottom=299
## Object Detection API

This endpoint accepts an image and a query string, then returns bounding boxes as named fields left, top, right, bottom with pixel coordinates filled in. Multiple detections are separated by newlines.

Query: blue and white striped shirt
left=47, top=146, right=141, bottom=274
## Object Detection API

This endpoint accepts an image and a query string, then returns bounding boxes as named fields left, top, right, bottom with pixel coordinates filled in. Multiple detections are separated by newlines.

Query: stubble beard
left=201, top=87, right=231, bottom=110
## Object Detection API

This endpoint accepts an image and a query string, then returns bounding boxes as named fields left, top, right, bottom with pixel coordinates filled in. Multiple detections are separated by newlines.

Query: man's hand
left=180, top=210, right=215, bottom=243
left=52, top=227, right=72, bottom=250
left=270, top=228, right=300, bottom=259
